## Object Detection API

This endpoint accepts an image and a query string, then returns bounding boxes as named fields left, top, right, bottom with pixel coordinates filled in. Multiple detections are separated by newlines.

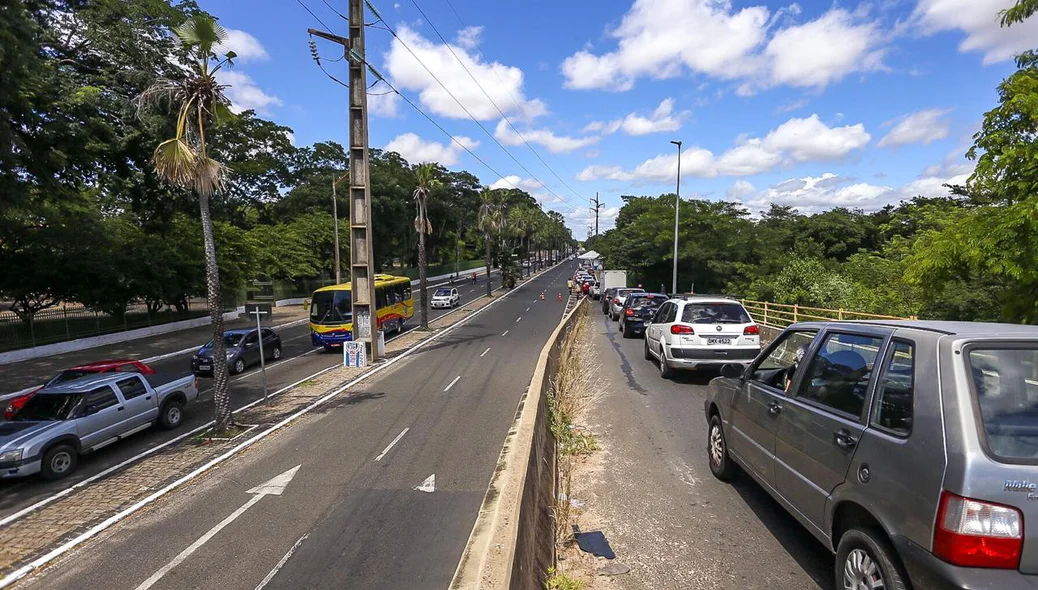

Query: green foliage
left=544, top=568, right=584, bottom=590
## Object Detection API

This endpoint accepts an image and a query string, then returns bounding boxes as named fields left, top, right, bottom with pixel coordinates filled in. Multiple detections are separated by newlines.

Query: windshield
left=434, top=288, right=452, bottom=297
left=14, top=393, right=81, bottom=421
left=45, top=369, right=93, bottom=388
left=682, top=303, right=751, bottom=324
left=629, top=295, right=665, bottom=312
left=205, top=334, right=245, bottom=348
left=969, top=348, right=1038, bottom=463
left=310, top=290, right=352, bottom=325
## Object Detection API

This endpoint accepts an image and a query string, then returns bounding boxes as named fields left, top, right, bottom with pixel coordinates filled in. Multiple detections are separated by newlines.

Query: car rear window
left=968, top=348, right=1038, bottom=463
left=628, top=295, right=664, bottom=311
left=434, top=288, right=451, bottom=296
left=681, top=303, right=751, bottom=324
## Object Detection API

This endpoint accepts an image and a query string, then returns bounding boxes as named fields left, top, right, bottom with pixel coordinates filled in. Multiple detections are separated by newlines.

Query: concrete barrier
left=450, top=298, right=586, bottom=589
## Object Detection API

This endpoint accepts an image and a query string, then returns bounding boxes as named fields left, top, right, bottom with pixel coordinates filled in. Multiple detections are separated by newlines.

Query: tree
left=412, top=163, right=437, bottom=329
left=478, top=188, right=501, bottom=298
left=136, top=15, right=239, bottom=431
left=1002, top=0, right=1038, bottom=26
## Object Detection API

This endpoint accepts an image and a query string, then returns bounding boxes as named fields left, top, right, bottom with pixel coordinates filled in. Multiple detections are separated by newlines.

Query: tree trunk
left=418, top=201, right=429, bottom=330
left=485, top=235, right=493, bottom=298
left=199, top=193, right=232, bottom=431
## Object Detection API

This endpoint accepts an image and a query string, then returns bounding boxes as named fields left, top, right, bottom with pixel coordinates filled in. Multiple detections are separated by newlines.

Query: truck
left=601, top=270, right=627, bottom=293
left=0, top=372, right=198, bottom=480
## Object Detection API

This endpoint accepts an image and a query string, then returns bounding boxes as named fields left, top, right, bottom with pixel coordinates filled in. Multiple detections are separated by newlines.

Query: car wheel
left=659, top=343, right=674, bottom=379
left=158, top=400, right=185, bottom=430
left=835, top=528, right=909, bottom=590
left=644, top=337, right=652, bottom=360
left=41, top=444, right=78, bottom=481
left=708, top=414, right=738, bottom=481
left=233, top=358, right=246, bottom=374
left=622, top=323, right=632, bottom=339
left=271, top=346, right=282, bottom=360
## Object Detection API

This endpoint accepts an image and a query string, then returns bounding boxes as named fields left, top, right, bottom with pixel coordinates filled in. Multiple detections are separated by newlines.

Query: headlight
left=0, top=449, right=23, bottom=463
left=226, top=351, right=236, bottom=360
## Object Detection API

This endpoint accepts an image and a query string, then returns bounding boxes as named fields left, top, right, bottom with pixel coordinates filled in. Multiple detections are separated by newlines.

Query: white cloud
left=216, top=29, right=269, bottom=62
left=490, top=175, right=562, bottom=204
left=216, top=70, right=282, bottom=115
left=494, top=119, right=598, bottom=153
left=386, top=25, right=547, bottom=120
left=368, top=90, right=401, bottom=117
left=566, top=204, right=620, bottom=232
left=877, top=108, right=953, bottom=147
left=561, top=0, right=885, bottom=92
left=913, top=0, right=1038, bottom=64
left=584, top=98, right=690, bottom=136
left=577, top=114, right=870, bottom=182
left=455, top=26, right=483, bottom=49
left=922, top=148, right=975, bottom=178
left=384, top=132, right=479, bottom=166
left=584, top=149, right=601, bottom=159
left=726, top=180, right=756, bottom=200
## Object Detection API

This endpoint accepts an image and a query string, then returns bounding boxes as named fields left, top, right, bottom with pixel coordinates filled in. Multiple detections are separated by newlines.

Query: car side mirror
left=721, top=363, right=747, bottom=380
left=302, top=298, right=311, bottom=311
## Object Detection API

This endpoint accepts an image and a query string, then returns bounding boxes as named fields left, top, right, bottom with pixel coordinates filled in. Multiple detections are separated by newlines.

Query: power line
left=365, top=0, right=574, bottom=208
left=320, top=0, right=348, bottom=20
left=413, top=0, right=586, bottom=203
left=294, top=0, right=334, bottom=33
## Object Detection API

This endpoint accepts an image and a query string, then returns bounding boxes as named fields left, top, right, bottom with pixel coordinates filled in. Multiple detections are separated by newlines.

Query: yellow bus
left=306, top=274, right=414, bottom=350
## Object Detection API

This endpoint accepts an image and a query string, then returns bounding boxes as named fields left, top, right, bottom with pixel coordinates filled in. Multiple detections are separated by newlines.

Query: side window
left=665, top=302, right=678, bottom=323
left=870, top=341, right=914, bottom=436
left=404, top=284, right=412, bottom=300
left=395, top=285, right=404, bottom=303
left=796, top=332, right=886, bottom=419
left=375, top=287, right=385, bottom=309
left=116, top=377, right=148, bottom=400
left=243, top=331, right=259, bottom=346
left=751, top=330, right=818, bottom=390
left=84, top=386, right=119, bottom=413
left=652, top=303, right=670, bottom=323
left=261, top=329, right=273, bottom=339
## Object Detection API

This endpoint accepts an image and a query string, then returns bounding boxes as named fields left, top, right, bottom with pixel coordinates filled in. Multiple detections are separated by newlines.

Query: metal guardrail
left=740, top=299, right=916, bottom=330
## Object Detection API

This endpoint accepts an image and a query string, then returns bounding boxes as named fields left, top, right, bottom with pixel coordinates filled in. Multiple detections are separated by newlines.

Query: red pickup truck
left=3, top=359, right=156, bottom=420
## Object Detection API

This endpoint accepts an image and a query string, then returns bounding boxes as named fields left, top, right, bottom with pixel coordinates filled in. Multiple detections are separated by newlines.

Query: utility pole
left=308, top=0, right=378, bottom=361
left=590, top=192, right=603, bottom=236
left=670, top=140, right=682, bottom=295
left=332, top=172, right=349, bottom=284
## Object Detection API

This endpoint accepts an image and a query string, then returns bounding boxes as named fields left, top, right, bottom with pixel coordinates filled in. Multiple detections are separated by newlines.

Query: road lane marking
left=255, top=533, right=309, bottom=590
left=480, top=347, right=491, bottom=357
left=444, top=376, right=461, bottom=392
left=502, top=330, right=509, bottom=336
left=414, top=474, right=435, bottom=493
left=516, top=317, right=522, bottom=323
left=375, top=428, right=410, bottom=462
left=526, top=307, right=530, bottom=311
left=134, top=466, right=301, bottom=590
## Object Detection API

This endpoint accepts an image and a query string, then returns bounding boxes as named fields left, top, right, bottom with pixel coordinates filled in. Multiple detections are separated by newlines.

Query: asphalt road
left=0, top=272, right=514, bottom=521
left=15, top=262, right=575, bottom=590
left=581, top=306, right=831, bottom=589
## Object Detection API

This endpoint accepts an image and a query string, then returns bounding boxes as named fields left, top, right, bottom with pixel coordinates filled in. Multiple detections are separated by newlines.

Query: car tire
left=233, top=358, right=246, bottom=374
left=835, top=528, right=909, bottom=590
left=158, top=400, right=185, bottom=430
left=659, top=343, right=674, bottom=379
left=271, top=346, right=282, bottom=360
left=708, top=414, right=738, bottom=481
left=644, top=337, right=652, bottom=360
left=41, top=444, right=78, bottom=481
left=622, top=323, right=632, bottom=339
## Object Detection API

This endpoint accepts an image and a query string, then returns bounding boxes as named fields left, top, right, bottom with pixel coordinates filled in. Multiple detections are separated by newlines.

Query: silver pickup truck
left=0, top=372, right=198, bottom=480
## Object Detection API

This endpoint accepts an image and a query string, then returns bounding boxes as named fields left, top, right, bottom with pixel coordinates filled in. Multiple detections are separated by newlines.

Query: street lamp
left=670, top=140, right=682, bottom=294
left=332, top=172, right=349, bottom=284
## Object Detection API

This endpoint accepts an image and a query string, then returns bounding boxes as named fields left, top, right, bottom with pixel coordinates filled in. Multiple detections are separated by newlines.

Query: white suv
left=643, top=297, right=761, bottom=377
left=430, top=287, right=459, bottom=309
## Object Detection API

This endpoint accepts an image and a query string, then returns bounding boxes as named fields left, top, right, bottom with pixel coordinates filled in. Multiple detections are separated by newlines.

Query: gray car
left=0, top=372, right=198, bottom=480
left=705, top=320, right=1038, bottom=590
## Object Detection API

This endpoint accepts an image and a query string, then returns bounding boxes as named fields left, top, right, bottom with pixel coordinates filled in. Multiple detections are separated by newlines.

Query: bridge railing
left=740, top=299, right=915, bottom=330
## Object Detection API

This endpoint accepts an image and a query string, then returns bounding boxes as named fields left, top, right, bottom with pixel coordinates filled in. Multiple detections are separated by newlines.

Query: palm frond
left=192, top=156, right=229, bottom=198
left=152, top=138, right=198, bottom=188
left=134, top=81, right=181, bottom=117
left=175, top=15, right=226, bottom=55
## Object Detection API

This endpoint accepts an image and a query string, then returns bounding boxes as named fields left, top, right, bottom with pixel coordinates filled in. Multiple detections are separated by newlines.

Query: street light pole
left=332, top=172, right=349, bottom=285
left=670, top=140, right=682, bottom=295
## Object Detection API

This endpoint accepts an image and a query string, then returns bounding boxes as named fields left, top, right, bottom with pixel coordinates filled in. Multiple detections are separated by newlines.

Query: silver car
left=607, top=288, right=640, bottom=321
left=705, top=320, right=1038, bottom=589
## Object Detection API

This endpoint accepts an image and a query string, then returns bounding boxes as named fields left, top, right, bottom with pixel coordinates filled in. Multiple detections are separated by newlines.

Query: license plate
left=199, top=364, right=211, bottom=370
left=707, top=337, right=732, bottom=345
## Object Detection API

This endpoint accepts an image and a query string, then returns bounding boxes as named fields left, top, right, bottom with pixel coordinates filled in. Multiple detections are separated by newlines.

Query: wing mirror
left=721, top=363, right=747, bottom=380
left=302, top=298, right=311, bottom=311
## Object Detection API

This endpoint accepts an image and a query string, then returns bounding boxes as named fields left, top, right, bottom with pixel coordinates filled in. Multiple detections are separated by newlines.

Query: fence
left=740, top=299, right=915, bottom=330
left=0, top=301, right=209, bottom=353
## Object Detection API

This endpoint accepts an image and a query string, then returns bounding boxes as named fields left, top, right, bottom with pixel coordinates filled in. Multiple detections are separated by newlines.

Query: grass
left=193, top=424, right=252, bottom=443
left=544, top=567, right=585, bottom=590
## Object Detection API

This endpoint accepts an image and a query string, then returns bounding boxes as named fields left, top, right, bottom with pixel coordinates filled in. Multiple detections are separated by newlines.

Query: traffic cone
left=557, top=293, right=562, bottom=302
left=540, top=293, right=545, bottom=300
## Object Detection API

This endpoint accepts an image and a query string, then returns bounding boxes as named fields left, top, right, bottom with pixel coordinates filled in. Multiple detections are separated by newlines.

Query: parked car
left=590, top=282, right=602, bottom=300
left=705, top=320, right=1038, bottom=590
left=0, top=372, right=198, bottom=480
left=601, top=287, right=620, bottom=314
left=4, top=360, right=157, bottom=421
left=618, top=293, right=666, bottom=338
left=430, top=287, right=460, bottom=309
left=608, top=288, right=643, bottom=321
left=191, top=328, right=282, bottom=377
left=643, top=297, right=760, bottom=377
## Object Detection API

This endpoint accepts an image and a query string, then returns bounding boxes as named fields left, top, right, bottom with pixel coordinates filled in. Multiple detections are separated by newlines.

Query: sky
left=199, top=0, right=1037, bottom=235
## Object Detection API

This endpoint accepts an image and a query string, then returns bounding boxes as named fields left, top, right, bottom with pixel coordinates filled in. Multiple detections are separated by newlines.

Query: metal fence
left=740, top=299, right=915, bottom=330
left=0, top=301, right=209, bottom=353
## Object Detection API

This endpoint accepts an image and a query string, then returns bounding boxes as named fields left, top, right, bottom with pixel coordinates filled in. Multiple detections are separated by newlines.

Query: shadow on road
left=730, top=476, right=833, bottom=588
left=600, top=315, right=648, bottom=395
left=311, top=391, right=387, bottom=414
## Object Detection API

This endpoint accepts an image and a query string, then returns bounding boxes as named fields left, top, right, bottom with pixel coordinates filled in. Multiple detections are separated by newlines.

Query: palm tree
left=413, top=163, right=437, bottom=329
left=136, top=15, right=237, bottom=431
left=477, top=188, right=500, bottom=298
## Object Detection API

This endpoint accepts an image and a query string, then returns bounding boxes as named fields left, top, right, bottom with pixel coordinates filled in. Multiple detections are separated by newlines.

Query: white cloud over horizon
left=912, top=0, right=1038, bottom=64
left=584, top=98, right=690, bottom=136
left=878, top=108, right=953, bottom=147
left=384, top=132, right=479, bottom=166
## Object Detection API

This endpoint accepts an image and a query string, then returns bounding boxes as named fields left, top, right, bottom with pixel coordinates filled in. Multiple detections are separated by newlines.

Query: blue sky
left=200, top=0, right=1037, bottom=234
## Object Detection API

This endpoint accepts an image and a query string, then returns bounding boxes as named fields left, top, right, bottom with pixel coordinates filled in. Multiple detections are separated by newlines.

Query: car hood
left=0, top=421, right=64, bottom=451
left=196, top=346, right=243, bottom=359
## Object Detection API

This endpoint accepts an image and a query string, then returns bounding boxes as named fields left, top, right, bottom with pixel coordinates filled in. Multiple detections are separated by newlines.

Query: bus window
left=376, top=287, right=387, bottom=309
left=393, top=284, right=403, bottom=304
left=403, top=284, right=412, bottom=301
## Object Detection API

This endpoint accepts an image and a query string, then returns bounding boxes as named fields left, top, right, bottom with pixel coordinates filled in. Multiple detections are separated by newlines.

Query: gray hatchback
left=705, top=320, right=1038, bottom=589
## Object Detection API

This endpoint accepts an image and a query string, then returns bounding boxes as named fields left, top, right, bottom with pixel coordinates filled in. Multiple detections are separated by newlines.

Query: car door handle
left=768, top=402, right=782, bottom=415
left=145, top=396, right=152, bottom=401
left=833, top=430, right=857, bottom=449
left=117, top=407, right=124, bottom=412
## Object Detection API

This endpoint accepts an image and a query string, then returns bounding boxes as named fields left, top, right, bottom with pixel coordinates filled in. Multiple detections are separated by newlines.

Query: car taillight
left=933, top=491, right=1023, bottom=569
left=624, top=308, right=635, bottom=316
left=670, top=325, right=694, bottom=334
left=743, top=325, right=760, bottom=335
left=613, top=298, right=621, bottom=305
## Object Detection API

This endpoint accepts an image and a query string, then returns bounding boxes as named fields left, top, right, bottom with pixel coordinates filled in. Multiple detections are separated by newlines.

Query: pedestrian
left=660, top=283, right=666, bottom=295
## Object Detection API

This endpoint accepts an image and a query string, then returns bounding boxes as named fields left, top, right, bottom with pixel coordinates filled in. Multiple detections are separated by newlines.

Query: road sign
left=344, top=341, right=367, bottom=368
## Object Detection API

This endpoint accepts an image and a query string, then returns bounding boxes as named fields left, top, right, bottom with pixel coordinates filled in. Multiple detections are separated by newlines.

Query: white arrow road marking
left=444, top=376, right=461, bottom=392
left=254, top=533, right=309, bottom=590
left=375, top=428, right=409, bottom=462
left=414, top=474, right=435, bottom=493
left=134, top=465, right=301, bottom=590
left=480, top=347, right=491, bottom=358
